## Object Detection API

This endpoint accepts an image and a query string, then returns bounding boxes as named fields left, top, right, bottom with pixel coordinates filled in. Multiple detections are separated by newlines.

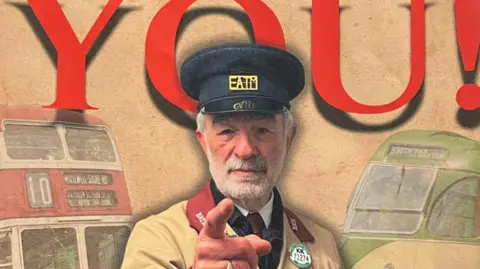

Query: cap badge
left=229, top=75, right=258, bottom=91
left=233, top=100, right=255, bottom=110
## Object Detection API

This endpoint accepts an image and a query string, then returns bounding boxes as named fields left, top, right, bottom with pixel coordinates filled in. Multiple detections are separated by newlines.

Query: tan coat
left=121, top=183, right=343, bottom=269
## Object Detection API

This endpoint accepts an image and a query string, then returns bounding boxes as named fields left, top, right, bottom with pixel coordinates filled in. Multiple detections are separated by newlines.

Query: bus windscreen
left=85, top=226, right=130, bottom=269
left=21, top=228, right=79, bottom=269
left=65, top=127, right=116, bottom=162
left=0, top=232, right=12, bottom=269
left=428, top=178, right=480, bottom=238
left=4, top=124, right=64, bottom=161
left=2, top=123, right=117, bottom=163
left=347, top=164, right=437, bottom=234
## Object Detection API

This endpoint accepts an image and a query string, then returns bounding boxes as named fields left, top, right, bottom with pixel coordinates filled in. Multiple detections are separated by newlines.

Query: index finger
left=200, top=198, right=234, bottom=239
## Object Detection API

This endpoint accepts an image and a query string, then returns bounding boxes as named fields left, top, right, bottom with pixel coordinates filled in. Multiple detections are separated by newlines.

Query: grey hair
left=196, top=107, right=295, bottom=135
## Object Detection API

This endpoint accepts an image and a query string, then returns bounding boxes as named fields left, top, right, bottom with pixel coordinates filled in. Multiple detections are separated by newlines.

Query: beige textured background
left=0, top=0, right=477, bottom=237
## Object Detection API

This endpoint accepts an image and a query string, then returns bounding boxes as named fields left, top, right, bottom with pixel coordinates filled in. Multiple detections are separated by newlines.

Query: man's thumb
left=244, top=234, right=272, bottom=256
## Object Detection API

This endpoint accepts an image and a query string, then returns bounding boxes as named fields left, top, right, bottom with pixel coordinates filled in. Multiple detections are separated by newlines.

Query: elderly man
left=121, top=44, right=342, bottom=269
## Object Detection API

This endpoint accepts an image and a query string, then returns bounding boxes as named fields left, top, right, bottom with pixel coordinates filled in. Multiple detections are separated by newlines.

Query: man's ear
left=196, top=129, right=208, bottom=155
left=286, top=123, right=297, bottom=154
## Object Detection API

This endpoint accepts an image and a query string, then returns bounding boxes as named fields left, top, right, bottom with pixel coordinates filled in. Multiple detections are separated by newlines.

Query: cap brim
left=201, top=96, right=287, bottom=114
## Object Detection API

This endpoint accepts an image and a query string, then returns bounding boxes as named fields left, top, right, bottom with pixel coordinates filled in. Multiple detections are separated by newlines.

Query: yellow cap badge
left=229, top=75, right=258, bottom=90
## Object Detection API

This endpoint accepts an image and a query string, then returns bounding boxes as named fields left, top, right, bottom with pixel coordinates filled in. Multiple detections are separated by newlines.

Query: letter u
left=311, top=0, right=425, bottom=113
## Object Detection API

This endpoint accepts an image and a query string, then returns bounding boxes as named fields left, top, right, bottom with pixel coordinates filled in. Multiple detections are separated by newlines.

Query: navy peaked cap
left=180, top=44, right=305, bottom=114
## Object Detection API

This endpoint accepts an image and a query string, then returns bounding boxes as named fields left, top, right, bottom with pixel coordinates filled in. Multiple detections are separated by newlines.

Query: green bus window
left=428, top=178, right=480, bottom=238
left=0, top=232, right=12, bottom=269
left=85, top=226, right=131, bottom=269
left=65, top=127, right=116, bottom=162
left=347, top=164, right=436, bottom=233
left=4, top=124, right=64, bottom=160
left=21, top=228, right=79, bottom=269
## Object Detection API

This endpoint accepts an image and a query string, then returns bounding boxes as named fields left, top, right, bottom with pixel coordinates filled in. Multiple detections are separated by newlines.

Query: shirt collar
left=210, top=180, right=282, bottom=231
left=233, top=191, right=274, bottom=227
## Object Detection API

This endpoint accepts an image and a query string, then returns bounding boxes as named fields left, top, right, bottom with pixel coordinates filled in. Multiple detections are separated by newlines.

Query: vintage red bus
left=0, top=105, right=133, bottom=269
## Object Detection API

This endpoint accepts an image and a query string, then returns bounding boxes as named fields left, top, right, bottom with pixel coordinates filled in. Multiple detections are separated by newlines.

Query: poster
left=0, top=0, right=478, bottom=268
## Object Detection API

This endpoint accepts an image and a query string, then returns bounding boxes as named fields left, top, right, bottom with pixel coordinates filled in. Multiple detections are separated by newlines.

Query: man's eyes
left=216, top=127, right=272, bottom=136
left=257, top=128, right=272, bottom=134
left=217, top=129, right=234, bottom=135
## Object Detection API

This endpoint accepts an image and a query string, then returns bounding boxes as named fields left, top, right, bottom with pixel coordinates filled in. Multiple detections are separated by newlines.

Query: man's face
left=196, top=112, right=296, bottom=201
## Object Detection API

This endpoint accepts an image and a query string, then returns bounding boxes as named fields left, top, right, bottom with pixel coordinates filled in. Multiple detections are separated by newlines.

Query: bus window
left=428, top=178, right=480, bottom=238
left=0, top=232, right=12, bottom=269
left=347, top=164, right=436, bottom=233
left=4, top=124, right=64, bottom=160
left=85, top=226, right=131, bottom=269
left=65, top=127, right=116, bottom=162
left=22, top=228, right=79, bottom=269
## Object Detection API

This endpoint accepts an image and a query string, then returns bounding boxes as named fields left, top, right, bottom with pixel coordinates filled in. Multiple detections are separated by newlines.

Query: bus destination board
left=67, top=190, right=117, bottom=207
left=388, top=145, right=448, bottom=160
left=64, top=173, right=113, bottom=185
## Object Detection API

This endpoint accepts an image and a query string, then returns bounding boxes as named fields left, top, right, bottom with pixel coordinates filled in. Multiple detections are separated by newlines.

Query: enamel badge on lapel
left=289, top=243, right=312, bottom=268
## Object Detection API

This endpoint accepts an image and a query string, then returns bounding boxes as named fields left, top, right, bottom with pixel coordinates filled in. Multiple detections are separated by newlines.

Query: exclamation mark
left=455, top=0, right=480, bottom=110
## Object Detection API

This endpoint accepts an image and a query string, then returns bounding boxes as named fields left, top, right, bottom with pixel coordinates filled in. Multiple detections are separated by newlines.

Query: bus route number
left=25, top=173, right=54, bottom=208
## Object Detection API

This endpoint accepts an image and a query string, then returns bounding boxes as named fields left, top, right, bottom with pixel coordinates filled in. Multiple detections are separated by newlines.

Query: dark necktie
left=246, top=212, right=265, bottom=237
left=247, top=212, right=275, bottom=269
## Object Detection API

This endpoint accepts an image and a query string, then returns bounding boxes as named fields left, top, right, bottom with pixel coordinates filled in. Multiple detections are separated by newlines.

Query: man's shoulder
left=284, top=206, right=336, bottom=239
left=135, top=200, right=189, bottom=229
left=121, top=201, right=199, bottom=268
left=126, top=199, right=199, bottom=250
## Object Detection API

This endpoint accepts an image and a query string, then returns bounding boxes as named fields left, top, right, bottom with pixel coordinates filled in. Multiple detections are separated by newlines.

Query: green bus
left=339, top=130, right=480, bottom=269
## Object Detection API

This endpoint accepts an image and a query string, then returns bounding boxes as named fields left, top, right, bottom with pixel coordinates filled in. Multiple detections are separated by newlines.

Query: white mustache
left=226, top=157, right=267, bottom=172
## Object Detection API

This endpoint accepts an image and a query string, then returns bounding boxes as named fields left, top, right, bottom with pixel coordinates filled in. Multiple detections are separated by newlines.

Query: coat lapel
left=185, top=181, right=239, bottom=238
left=186, top=181, right=215, bottom=233
left=279, top=209, right=316, bottom=269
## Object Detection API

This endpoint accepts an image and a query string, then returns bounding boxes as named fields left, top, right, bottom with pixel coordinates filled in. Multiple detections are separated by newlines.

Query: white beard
left=206, top=141, right=287, bottom=201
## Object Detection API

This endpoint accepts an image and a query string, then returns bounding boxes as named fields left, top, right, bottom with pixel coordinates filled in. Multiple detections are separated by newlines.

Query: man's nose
left=234, top=132, right=257, bottom=158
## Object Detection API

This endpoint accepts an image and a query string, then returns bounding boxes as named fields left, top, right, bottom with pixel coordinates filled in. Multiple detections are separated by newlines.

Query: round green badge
left=289, top=243, right=312, bottom=268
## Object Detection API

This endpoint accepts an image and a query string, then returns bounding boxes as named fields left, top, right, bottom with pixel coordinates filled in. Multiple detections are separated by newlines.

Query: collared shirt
left=209, top=180, right=283, bottom=233
left=233, top=191, right=274, bottom=228
left=210, top=180, right=284, bottom=269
